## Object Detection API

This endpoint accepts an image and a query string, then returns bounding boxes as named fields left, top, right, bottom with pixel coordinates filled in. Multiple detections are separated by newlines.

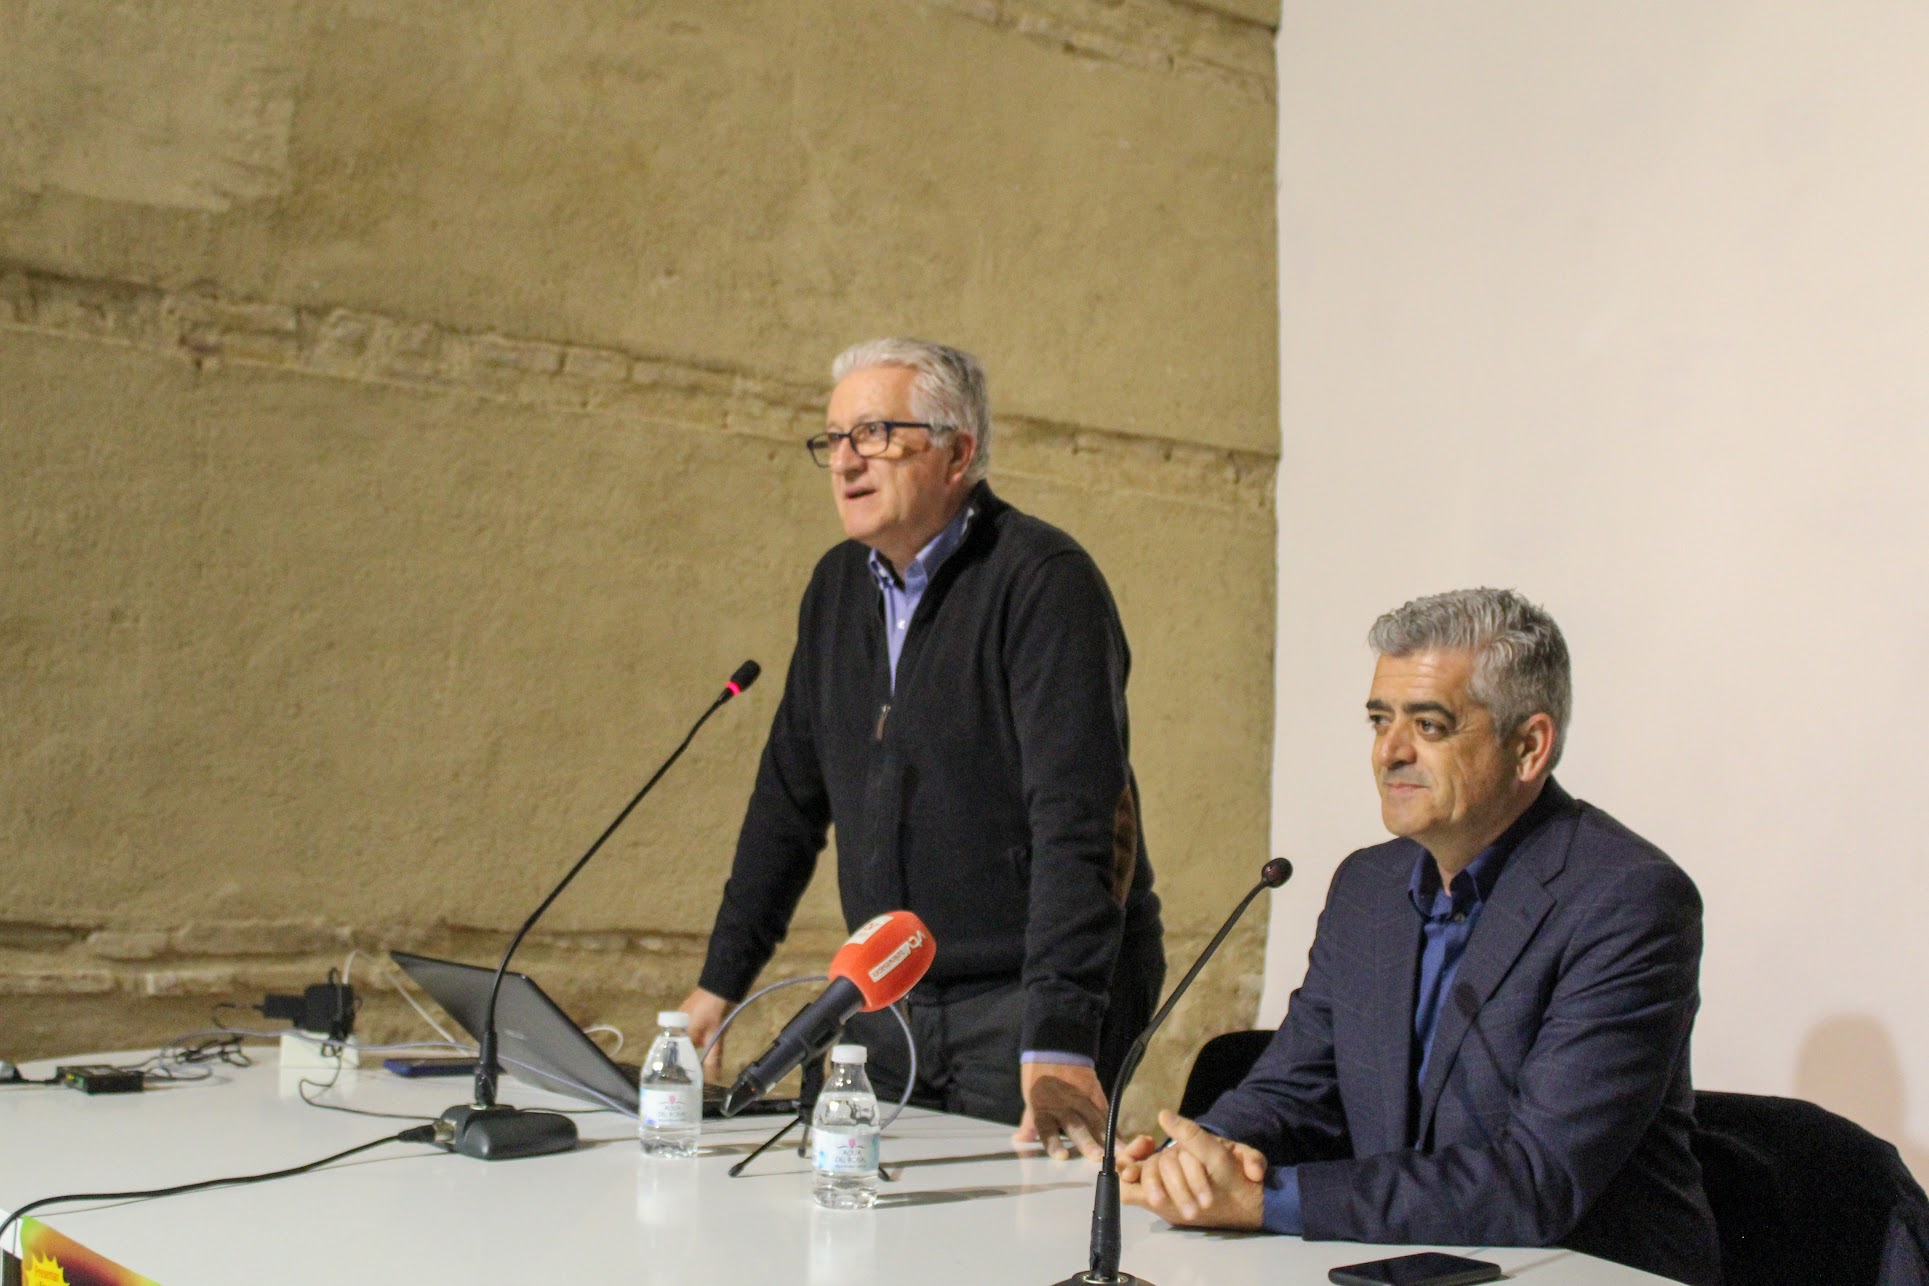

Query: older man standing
left=1122, top=588, right=1720, bottom=1286
left=680, top=338, right=1164, bottom=1159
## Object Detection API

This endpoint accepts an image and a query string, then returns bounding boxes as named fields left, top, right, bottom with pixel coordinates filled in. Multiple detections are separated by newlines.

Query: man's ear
left=1514, top=712, right=1558, bottom=782
left=946, top=432, right=978, bottom=485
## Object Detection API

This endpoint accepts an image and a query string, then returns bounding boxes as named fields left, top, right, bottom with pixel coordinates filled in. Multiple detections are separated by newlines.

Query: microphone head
left=724, top=659, right=761, bottom=698
left=827, top=911, right=937, bottom=1011
left=1260, top=857, right=1294, bottom=888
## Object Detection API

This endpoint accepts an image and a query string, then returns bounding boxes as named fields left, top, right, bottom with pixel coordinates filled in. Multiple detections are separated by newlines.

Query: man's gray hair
left=1368, top=588, right=1572, bottom=769
left=832, top=338, right=992, bottom=483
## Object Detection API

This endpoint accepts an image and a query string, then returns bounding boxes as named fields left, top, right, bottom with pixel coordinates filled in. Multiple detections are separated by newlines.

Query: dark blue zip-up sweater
left=697, top=484, right=1162, bottom=1058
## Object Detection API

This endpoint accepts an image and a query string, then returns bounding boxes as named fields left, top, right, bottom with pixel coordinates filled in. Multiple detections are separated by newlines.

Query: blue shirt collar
left=1406, top=779, right=1560, bottom=919
left=867, top=500, right=976, bottom=593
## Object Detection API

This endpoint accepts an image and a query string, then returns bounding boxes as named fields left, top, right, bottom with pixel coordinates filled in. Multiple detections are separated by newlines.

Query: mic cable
left=0, top=1125, right=439, bottom=1248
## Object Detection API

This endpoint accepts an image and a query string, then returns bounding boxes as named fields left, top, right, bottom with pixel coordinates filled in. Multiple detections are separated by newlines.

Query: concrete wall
left=1, top=0, right=1279, bottom=1125
left=1270, top=1, right=1928, bottom=1181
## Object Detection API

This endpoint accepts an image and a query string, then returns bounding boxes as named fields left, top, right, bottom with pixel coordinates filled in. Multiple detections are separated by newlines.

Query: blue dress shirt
left=867, top=502, right=975, bottom=689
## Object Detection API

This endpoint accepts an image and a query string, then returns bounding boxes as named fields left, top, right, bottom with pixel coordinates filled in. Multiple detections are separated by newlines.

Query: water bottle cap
left=830, top=1043, right=867, bottom=1064
left=658, top=1011, right=690, bottom=1028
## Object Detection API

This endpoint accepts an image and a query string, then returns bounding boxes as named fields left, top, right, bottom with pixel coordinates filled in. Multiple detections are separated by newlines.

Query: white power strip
left=278, top=1032, right=361, bottom=1071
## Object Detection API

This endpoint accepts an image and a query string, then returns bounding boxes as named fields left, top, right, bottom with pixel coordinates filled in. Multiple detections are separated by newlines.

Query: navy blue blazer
left=1200, top=780, right=1721, bottom=1286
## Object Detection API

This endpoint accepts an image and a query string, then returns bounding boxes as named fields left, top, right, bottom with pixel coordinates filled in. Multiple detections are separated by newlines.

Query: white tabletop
left=0, top=1051, right=1675, bottom=1284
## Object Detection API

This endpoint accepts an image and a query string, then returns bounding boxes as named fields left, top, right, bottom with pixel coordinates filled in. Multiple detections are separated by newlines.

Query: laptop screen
left=389, top=950, right=640, bottom=1113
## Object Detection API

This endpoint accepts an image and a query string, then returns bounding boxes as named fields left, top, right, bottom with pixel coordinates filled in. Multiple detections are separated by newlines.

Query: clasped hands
left=1116, top=1109, right=1267, bottom=1231
left=1023, top=1078, right=1267, bottom=1233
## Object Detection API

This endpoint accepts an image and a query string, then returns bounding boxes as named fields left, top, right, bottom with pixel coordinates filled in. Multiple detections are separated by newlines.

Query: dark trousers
left=840, top=925, right=1165, bottom=1127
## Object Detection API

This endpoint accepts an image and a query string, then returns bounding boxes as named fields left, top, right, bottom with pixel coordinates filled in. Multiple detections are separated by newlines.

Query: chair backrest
left=1178, top=1029, right=1273, bottom=1121
left=1693, top=1090, right=1929, bottom=1286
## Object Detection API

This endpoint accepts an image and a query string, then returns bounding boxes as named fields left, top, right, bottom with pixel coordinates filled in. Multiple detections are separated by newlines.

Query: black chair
left=1692, top=1090, right=1929, bottom=1286
left=1177, top=1028, right=1272, bottom=1121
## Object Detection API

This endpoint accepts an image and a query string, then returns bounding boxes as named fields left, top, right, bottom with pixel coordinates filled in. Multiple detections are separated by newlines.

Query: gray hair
left=831, top=338, right=992, bottom=484
left=1368, top=588, right=1572, bottom=770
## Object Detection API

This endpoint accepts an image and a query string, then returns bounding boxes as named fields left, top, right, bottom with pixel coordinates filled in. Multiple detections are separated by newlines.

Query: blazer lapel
left=1363, top=851, right=1422, bottom=1155
left=1413, top=802, right=1572, bottom=1142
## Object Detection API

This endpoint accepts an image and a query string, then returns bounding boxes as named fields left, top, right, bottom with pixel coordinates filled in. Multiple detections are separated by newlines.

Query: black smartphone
left=383, top=1056, right=479, bottom=1078
left=1328, top=1251, right=1504, bottom=1286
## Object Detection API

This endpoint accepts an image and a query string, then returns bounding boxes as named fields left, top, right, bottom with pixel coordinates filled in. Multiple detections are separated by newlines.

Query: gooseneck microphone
left=1051, top=856, right=1293, bottom=1286
left=720, top=909, right=936, bottom=1117
left=438, top=660, right=761, bottom=1161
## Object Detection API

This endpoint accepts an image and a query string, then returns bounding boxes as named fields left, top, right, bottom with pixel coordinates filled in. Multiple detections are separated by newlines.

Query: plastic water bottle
left=638, top=1011, right=702, bottom=1158
left=811, top=1044, right=880, bottom=1209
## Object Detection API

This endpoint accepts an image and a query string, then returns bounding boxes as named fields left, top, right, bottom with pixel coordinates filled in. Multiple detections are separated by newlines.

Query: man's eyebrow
left=1362, top=698, right=1458, bottom=721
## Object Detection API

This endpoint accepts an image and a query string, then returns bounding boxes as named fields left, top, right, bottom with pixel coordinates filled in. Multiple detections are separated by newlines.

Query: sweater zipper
left=874, top=702, right=890, bottom=741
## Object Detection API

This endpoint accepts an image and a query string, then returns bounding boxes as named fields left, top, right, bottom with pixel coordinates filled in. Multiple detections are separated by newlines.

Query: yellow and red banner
left=15, top=1219, right=160, bottom=1286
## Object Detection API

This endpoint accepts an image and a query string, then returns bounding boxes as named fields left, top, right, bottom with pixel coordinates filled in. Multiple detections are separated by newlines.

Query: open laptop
left=390, top=950, right=644, bottom=1113
left=389, top=950, right=795, bottom=1118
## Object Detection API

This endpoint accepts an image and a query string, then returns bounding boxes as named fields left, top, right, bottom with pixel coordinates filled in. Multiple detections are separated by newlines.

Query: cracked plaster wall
left=0, top=0, right=1279, bottom=1126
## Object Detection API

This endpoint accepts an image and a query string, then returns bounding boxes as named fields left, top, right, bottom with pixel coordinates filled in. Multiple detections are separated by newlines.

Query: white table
left=0, top=1051, right=1675, bottom=1283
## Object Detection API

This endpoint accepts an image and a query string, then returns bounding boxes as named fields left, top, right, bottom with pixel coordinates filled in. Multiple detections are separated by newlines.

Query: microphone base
left=438, top=1103, right=578, bottom=1160
left=1049, top=1273, right=1154, bottom=1285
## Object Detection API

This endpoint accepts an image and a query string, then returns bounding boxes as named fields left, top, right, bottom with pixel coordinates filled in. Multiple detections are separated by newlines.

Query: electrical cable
left=212, top=984, right=476, bottom=1123
left=583, top=1024, right=625, bottom=1057
left=494, top=1056, right=632, bottom=1116
left=701, top=973, right=827, bottom=1060
left=14, top=1033, right=258, bottom=1091
left=291, top=1041, right=618, bottom=1123
left=296, top=1045, right=437, bottom=1124
left=0, top=1124, right=437, bottom=1248
left=143, top=1033, right=254, bottom=1082
left=277, top=1030, right=476, bottom=1056
left=381, top=962, right=465, bottom=1047
left=211, top=992, right=475, bottom=1057
left=292, top=1045, right=623, bottom=1121
left=0, top=1064, right=56, bottom=1087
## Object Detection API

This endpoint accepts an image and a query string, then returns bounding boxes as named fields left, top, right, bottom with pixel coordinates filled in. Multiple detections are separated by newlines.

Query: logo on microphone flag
left=866, top=931, right=925, bottom=983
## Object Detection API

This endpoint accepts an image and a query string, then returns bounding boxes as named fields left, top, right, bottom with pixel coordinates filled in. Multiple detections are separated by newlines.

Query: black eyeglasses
left=806, top=421, right=950, bottom=467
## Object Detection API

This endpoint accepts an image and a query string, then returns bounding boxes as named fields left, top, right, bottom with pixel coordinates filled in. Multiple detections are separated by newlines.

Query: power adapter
left=258, top=980, right=356, bottom=1042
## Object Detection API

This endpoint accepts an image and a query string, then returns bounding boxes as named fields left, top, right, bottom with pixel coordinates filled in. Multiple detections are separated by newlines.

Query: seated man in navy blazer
left=1121, top=588, right=1722, bottom=1286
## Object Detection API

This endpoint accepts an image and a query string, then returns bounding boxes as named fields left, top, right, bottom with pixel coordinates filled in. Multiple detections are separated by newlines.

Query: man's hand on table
left=1013, top=1060, right=1110, bottom=1162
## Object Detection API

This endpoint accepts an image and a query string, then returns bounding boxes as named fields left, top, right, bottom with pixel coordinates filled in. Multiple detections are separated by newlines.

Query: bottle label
left=641, top=1085, right=698, bottom=1127
left=812, top=1126, right=879, bottom=1174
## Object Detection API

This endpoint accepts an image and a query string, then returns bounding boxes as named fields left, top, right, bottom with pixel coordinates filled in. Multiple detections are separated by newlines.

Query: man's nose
left=829, top=434, right=865, bottom=474
left=1373, top=724, right=1414, bottom=768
